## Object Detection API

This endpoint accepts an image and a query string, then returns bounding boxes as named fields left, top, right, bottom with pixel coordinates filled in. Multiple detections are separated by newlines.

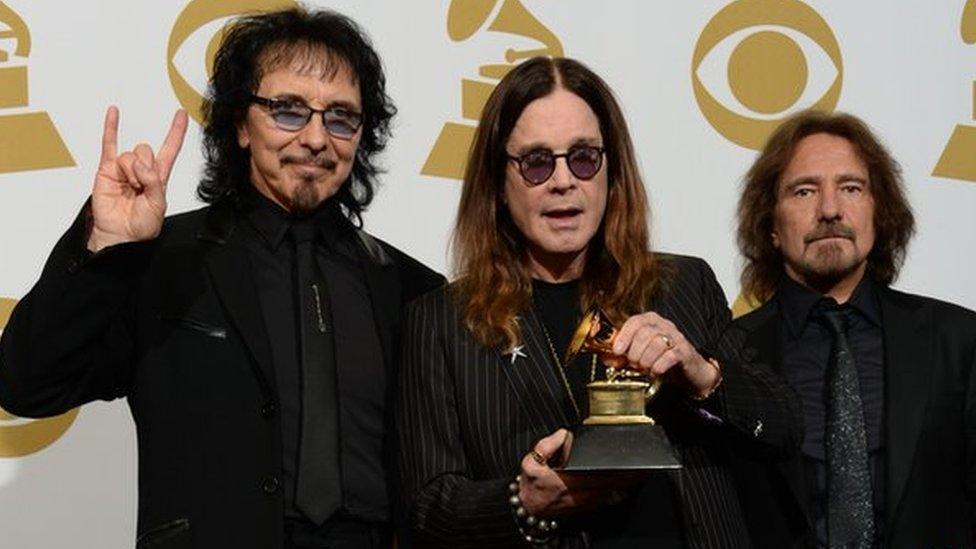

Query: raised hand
left=87, top=106, right=188, bottom=252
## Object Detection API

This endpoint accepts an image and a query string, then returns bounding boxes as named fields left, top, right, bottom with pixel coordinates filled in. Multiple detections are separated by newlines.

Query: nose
left=546, top=157, right=577, bottom=192
left=297, top=113, right=330, bottom=152
left=817, top=184, right=842, bottom=222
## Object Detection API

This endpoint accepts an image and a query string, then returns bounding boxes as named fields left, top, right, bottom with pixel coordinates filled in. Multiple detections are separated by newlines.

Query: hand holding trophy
left=560, top=308, right=694, bottom=472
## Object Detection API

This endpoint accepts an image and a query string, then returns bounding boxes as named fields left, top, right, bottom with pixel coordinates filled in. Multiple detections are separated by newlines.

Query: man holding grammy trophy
left=396, top=57, right=801, bottom=548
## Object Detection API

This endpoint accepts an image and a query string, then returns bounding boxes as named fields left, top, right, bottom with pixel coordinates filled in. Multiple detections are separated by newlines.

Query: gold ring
left=659, top=333, right=674, bottom=349
left=529, top=450, right=547, bottom=465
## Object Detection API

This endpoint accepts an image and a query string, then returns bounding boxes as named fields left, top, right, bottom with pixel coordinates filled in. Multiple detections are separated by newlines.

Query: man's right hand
left=87, top=106, right=188, bottom=253
left=517, top=429, right=642, bottom=517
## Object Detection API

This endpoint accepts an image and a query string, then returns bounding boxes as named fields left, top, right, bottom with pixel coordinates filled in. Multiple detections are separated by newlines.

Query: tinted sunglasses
left=250, top=94, right=362, bottom=140
left=507, top=144, right=605, bottom=186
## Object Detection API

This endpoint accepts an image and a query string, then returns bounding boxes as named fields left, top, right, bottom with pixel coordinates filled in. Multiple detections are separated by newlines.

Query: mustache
left=281, top=154, right=337, bottom=170
left=804, top=223, right=855, bottom=244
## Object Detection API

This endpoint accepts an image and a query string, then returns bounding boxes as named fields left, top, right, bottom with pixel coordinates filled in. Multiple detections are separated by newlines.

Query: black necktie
left=289, top=220, right=341, bottom=525
left=818, top=302, right=875, bottom=548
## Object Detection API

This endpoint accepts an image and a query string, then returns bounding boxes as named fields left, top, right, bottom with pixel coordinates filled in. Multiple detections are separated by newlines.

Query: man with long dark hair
left=733, top=109, right=976, bottom=547
left=0, top=8, right=441, bottom=548
left=396, top=56, right=801, bottom=548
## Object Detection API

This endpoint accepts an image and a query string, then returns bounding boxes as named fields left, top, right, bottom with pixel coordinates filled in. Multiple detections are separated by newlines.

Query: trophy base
left=562, top=423, right=682, bottom=472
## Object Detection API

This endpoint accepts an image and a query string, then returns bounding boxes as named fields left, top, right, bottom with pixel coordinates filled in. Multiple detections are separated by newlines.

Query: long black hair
left=198, top=7, right=395, bottom=225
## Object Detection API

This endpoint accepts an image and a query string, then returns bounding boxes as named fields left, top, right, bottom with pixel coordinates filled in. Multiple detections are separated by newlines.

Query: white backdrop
left=0, top=1, right=974, bottom=547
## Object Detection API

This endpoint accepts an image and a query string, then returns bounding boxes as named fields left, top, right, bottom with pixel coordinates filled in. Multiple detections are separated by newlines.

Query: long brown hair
left=453, top=57, right=660, bottom=351
left=737, top=109, right=915, bottom=302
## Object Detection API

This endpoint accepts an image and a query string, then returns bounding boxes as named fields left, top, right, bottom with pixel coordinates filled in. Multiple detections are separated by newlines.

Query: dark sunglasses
left=250, top=94, right=363, bottom=139
left=507, top=144, right=605, bottom=186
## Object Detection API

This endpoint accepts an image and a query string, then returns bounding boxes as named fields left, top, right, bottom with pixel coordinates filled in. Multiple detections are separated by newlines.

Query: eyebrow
left=836, top=173, right=868, bottom=185
left=269, top=94, right=361, bottom=112
left=511, top=136, right=602, bottom=155
left=782, top=173, right=869, bottom=193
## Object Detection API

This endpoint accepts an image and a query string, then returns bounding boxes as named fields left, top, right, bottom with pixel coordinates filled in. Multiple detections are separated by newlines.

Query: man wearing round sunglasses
left=396, top=57, right=800, bottom=547
left=0, top=7, right=442, bottom=549
left=507, top=144, right=606, bottom=185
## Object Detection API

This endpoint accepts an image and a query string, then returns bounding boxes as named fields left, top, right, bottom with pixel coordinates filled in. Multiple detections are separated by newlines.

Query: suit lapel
left=880, top=288, right=930, bottom=527
left=740, top=299, right=813, bottom=529
left=354, top=231, right=400, bottom=374
left=198, top=203, right=276, bottom=396
left=498, top=308, right=576, bottom=432
left=741, top=301, right=783, bottom=376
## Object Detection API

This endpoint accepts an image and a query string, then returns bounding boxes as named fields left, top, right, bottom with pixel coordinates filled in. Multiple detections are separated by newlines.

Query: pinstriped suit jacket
left=396, top=254, right=801, bottom=548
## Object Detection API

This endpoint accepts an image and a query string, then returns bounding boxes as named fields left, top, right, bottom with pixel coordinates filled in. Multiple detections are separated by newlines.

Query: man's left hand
left=610, top=312, right=720, bottom=398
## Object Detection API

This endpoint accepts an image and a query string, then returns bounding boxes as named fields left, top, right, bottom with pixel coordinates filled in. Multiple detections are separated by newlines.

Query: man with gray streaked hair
left=732, top=109, right=976, bottom=548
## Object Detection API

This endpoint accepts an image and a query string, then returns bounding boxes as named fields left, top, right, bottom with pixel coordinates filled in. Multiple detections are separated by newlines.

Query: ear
left=771, top=230, right=780, bottom=249
left=237, top=121, right=250, bottom=149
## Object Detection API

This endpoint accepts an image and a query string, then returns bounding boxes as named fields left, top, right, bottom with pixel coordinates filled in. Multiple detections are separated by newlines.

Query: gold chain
left=535, top=315, right=597, bottom=421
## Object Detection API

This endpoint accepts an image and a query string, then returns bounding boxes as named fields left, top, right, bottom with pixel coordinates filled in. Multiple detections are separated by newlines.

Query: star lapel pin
left=508, top=345, right=527, bottom=365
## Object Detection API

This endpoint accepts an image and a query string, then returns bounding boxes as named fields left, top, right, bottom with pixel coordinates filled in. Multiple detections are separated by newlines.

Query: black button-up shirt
left=239, top=187, right=389, bottom=525
left=777, top=274, right=885, bottom=547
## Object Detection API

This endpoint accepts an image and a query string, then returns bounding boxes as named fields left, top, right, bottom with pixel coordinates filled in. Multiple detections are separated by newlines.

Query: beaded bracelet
left=508, top=474, right=558, bottom=545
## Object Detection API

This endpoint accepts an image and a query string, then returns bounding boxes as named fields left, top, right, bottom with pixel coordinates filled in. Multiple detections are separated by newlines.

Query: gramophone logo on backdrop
left=0, top=1, right=74, bottom=174
left=692, top=0, right=843, bottom=150
left=422, top=0, right=564, bottom=180
left=0, top=298, right=80, bottom=458
left=168, top=0, right=296, bottom=124
left=933, top=0, right=976, bottom=183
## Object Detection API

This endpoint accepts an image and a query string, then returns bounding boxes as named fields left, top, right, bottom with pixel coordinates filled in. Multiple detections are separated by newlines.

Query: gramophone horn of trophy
left=422, top=0, right=564, bottom=180
left=560, top=308, right=682, bottom=472
left=0, top=1, right=74, bottom=174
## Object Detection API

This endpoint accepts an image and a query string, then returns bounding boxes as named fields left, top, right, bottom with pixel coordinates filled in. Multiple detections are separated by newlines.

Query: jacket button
left=260, top=402, right=276, bottom=419
left=262, top=475, right=279, bottom=494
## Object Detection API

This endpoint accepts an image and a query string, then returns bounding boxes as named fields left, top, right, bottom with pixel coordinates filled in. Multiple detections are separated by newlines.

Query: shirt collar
left=847, top=274, right=881, bottom=327
left=777, top=272, right=881, bottom=338
left=240, top=184, right=355, bottom=251
left=241, top=185, right=290, bottom=250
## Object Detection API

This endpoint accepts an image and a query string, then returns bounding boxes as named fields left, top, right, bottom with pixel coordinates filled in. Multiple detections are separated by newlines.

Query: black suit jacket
left=396, top=254, right=802, bottom=548
left=0, top=198, right=444, bottom=549
left=731, top=284, right=976, bottom=548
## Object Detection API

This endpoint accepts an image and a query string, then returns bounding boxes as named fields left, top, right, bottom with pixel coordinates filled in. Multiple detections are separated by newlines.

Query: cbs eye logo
left=0, top=297, right=79, bottom=458
left=167, top=0, right=296, bottom=124
left=692, top=0, right=843, bottom=150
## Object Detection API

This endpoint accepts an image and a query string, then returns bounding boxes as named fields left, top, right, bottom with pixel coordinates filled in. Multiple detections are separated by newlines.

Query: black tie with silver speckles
left=818, top=301, right=875, bottom=548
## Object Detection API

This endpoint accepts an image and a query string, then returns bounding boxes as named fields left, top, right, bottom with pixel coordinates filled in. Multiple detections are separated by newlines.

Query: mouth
left=542, top=206, right=583, bottom=220
left=806, top=234, right=852, bottom=244
left=804, top=224, right=855, bottom=244
left=283, top=156, right=337, bottom=173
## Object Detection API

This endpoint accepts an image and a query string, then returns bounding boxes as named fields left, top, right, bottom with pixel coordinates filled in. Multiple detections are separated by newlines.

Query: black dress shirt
left=777, top=275, right=885, bottom=547
left=531, top=279, right=683, bottom=548
left=531, top=279, right=594, bottom=418
left=240, top=188, right=389, bottom=529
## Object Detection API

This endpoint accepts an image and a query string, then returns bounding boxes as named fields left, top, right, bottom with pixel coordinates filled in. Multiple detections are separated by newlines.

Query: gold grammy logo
left=422, top=0, right=564, bottom=180
left=167, top=0, right=296, bottom=124
left=0, top=297, right=80, bottom=458
left=692, top=0, right=842, bottom=150
left=933, top=0, right=976, bottom=183
left=731, top=293, right=762, bottom=320
left=0, top=1, right=74, bottom=174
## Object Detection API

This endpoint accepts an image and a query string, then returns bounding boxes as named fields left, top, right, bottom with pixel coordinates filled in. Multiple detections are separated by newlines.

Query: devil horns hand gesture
left=87, top=106, right=188, bottom=252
